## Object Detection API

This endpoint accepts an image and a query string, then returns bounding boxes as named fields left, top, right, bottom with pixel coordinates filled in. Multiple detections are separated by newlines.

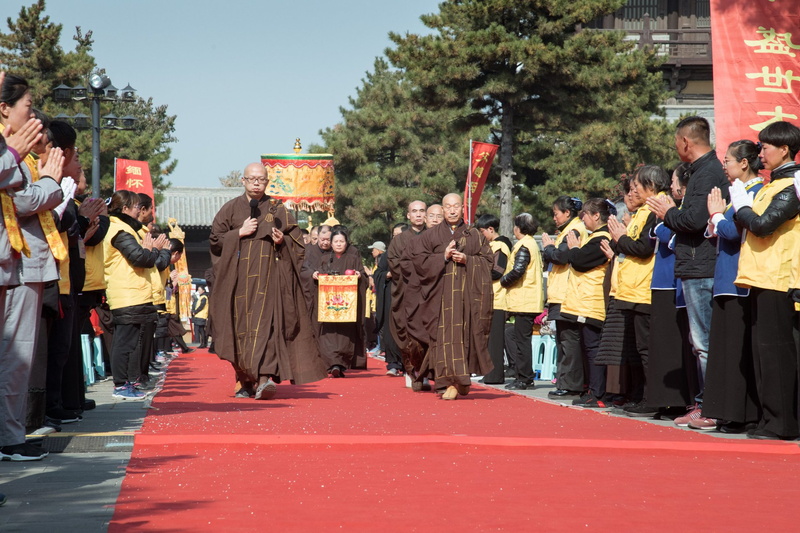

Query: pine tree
left=0, top=1, right=178, bottom=197
left=319, top=58, right=483, bottom=247
left=388, top=0, right=675, bottom=234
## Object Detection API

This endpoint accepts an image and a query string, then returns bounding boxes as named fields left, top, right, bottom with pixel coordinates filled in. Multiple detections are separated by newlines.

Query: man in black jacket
left=646, top=116, right=729, bottom=425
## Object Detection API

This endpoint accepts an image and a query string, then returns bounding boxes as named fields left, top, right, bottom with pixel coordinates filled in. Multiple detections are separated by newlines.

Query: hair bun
left=570, top=197, right=583, bottom=211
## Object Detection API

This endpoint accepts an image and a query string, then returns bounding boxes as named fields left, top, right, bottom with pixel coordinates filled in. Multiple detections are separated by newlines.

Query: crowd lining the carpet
left=2, top=66, right=800, bottom=495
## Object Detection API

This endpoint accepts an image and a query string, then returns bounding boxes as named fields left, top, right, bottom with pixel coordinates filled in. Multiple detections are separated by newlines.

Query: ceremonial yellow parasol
left=261, top=139, right=335, bottom=217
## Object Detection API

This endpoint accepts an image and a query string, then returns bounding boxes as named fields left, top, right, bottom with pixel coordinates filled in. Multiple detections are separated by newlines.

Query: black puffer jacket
left=735, top=163, right=800, bottom=236
left=663, top=150, right=729, bottom=279
left=110, top=213, right=171, bottom=270
left=500, top=244, right=530, bottom=288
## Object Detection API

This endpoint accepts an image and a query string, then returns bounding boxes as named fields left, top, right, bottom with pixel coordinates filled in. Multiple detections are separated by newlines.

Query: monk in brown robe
left=209, top=163, right=326, bottom=400
left=300, top=224, right=332, bottom=319
left=387, top=200, right=429, bottom=387
left=311, top=228, right=368, bottom=376
left=412, top=193, right=494, bottom=400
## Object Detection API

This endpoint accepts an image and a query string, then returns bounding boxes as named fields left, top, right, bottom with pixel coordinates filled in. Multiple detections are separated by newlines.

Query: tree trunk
left=498, top=102, right=516, bottom=238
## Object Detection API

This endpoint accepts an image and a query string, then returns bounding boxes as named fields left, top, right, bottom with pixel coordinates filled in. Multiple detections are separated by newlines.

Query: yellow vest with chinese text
left=561, top=230, right=611, bottom=322
left=546, top=217, right=587, bottom=305
left=489, top=239, right=511, bottom=311
left=734, top=179, right=800, bottom=292
left=615, top=205, right=656, bottom=305
left=504, top=234, right=544, bottom=313
left=104, top=216, right=153, bottom=310
left=194, top=294, right=209, bottom=319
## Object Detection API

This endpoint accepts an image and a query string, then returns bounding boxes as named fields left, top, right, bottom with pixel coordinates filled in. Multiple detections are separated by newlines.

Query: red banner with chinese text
left=710, top=2, right=800, bottom=162
left=463, top=141, right=499, bottom=223
left=114, top=158, right=155, bottom=218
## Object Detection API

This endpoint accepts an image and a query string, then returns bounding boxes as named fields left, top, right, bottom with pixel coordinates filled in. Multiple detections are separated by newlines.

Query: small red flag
left=463, top=141, right=499, bottom=223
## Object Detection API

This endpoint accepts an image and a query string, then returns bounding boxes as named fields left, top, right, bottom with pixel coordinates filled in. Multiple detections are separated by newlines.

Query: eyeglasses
left=243, top=177, right=268, bottom=184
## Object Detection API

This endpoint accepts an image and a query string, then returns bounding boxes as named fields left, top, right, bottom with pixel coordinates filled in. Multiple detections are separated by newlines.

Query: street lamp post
left=53, top=72, right=137, bottom=198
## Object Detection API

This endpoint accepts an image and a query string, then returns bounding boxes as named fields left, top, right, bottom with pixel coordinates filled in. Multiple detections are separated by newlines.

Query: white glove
left=794, top=171, right=800, bottom=202
left=729, top=180, right=752, bottom=212
left=54, top=176, right=76, bottom=218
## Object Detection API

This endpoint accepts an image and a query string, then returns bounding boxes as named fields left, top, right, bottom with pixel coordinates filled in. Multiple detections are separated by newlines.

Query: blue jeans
left=680, top=277, right=714, bottom=405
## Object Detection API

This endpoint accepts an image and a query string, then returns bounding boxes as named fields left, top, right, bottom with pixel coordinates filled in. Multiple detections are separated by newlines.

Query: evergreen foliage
left=0, top=1, right=177, bottom=197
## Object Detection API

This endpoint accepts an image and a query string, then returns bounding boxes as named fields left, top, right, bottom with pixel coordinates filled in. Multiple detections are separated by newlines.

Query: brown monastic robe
left=412, top=221, right=494, bottom=391
left=209, top=194, right=326, bottom=385
left=387, top=227, right=427, bottom=374
left=316, top=246, right=368, bottom=371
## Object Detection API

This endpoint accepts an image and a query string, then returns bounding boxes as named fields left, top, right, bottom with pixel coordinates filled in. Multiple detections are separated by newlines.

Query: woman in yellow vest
left=501, top=213, right=544, bottom=390
left=730, top=121, right=800, bottom=440
left=192, top=285, right=209, bottom=348
left=541, top=196, right=587, bottom=398
left=104, top=190, right=171, bottom=400
left=607, top=165, right=670, bottom=417
left=561, top=199, right=615, bottom=408
left=475, top=214, right=513, bottom=385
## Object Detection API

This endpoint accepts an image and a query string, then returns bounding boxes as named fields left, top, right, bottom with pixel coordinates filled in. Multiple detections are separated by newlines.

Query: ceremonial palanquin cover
left=318, top=275, right=358, bottom=323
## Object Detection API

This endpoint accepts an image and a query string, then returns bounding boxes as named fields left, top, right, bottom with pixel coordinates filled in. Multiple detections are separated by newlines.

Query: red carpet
left=109, top=351, right=800, bottom=532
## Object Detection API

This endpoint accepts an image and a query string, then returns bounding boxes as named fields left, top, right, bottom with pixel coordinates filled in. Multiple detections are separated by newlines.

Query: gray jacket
left=5, top=161, right=64, bottom=285
left=0, top=140, right=25, bottom=286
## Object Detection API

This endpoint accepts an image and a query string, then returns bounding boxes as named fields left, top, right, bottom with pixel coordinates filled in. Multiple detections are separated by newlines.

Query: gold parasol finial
left=293, top=138, right=302, bottom=154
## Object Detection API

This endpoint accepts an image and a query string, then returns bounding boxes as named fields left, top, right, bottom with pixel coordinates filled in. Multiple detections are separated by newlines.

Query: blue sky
left=39, top=0, right=440, bottom=187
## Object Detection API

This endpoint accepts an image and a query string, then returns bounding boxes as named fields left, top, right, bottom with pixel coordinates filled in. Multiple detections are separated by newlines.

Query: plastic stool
left=532, top=334, right=557, bottom=381
left=81, top=334, right=95, bottom=386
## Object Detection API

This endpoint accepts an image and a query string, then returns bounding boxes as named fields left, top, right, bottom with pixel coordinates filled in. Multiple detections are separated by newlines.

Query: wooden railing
left=595, top=13, right=712, bottom=66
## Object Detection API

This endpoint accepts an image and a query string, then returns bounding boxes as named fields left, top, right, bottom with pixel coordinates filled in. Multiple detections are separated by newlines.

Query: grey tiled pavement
left=0, top=356, right=761, bottom=533
left=1, top=375, right=150, bottom=533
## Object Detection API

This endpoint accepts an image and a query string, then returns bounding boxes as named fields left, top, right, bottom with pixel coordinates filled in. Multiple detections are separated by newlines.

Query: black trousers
left=45, top=294, right=75, bottom=413
left=382, top=315, right=403, bottom=371
left=555, top=319, right=584, bottom=392
left=702, top=295, right=759, bottom=423
left=138, top=320, right=156, bottom=381
left=111, top=322, right=144, bottom=386
left=751, top=288, right=798, bottom=438
left=506, top=313, right=535, bottom=384
left=624, top=309, right=651, bottom=404
left=580, top=323, right=605, bottom=398
left=483, top=309, right=507, bottom=383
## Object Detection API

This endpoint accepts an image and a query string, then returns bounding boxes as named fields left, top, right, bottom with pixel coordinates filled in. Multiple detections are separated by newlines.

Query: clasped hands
left=445, top=240, right=466, bottom=264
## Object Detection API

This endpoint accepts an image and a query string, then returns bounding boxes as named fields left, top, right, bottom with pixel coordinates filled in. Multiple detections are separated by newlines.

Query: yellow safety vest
left=615, top=203, right=657, bottom=305
left=489, top=239, right=511, bottom=311
left=504, top=234, right=544, bottom=313
left=104, top=216, right=154, bottom=310
left=735, top=178, right=800, bottom=292
left=546, top=217, right=587, bottom=304
left=194, top=294, right=209, bottom=319
left=561, top=230, right=611, bottom=322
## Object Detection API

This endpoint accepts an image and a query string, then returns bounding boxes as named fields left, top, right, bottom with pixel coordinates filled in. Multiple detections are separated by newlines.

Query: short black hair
left=474, top=214, right=500, bottom=231
left=513, top=213, right=537, bottom=235
left=676, top=116, right=711, bottom=146
left=49, top=120, right=76, bottom=150
left=758, top=121, right=800, bottom=160
left=169, top=238, right=184, bottom=254
left=138, top=193, right=153, bottom=209
left=553, top=196, right=582, bottom=218
left=392, top=222, right=409, bottom=232
left=300, top=228, right=309, bottom=235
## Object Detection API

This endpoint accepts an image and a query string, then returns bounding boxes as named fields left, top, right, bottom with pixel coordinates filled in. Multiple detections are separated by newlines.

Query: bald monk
left=411, top=193, right=494, bottom=400
left=387, top=200, right=430, bottom=389
left=209, top=163, right=326, bottom=399
left=426, top=204, right=444, bottom=228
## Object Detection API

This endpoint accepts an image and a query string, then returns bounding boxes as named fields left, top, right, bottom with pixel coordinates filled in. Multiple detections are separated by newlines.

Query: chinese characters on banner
left=710, top=1, right=800, bottom=164
left=114, top=158, right=155, bottom=212
left=462, top=141, right=499, bottom=223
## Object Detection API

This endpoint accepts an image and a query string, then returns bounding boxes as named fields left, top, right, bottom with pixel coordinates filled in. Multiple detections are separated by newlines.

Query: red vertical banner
left=463, top=141, right=499, bottom=223
left=711, top=2, right=800, bottom=161
left=114, top=158, right=155, bottom=211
